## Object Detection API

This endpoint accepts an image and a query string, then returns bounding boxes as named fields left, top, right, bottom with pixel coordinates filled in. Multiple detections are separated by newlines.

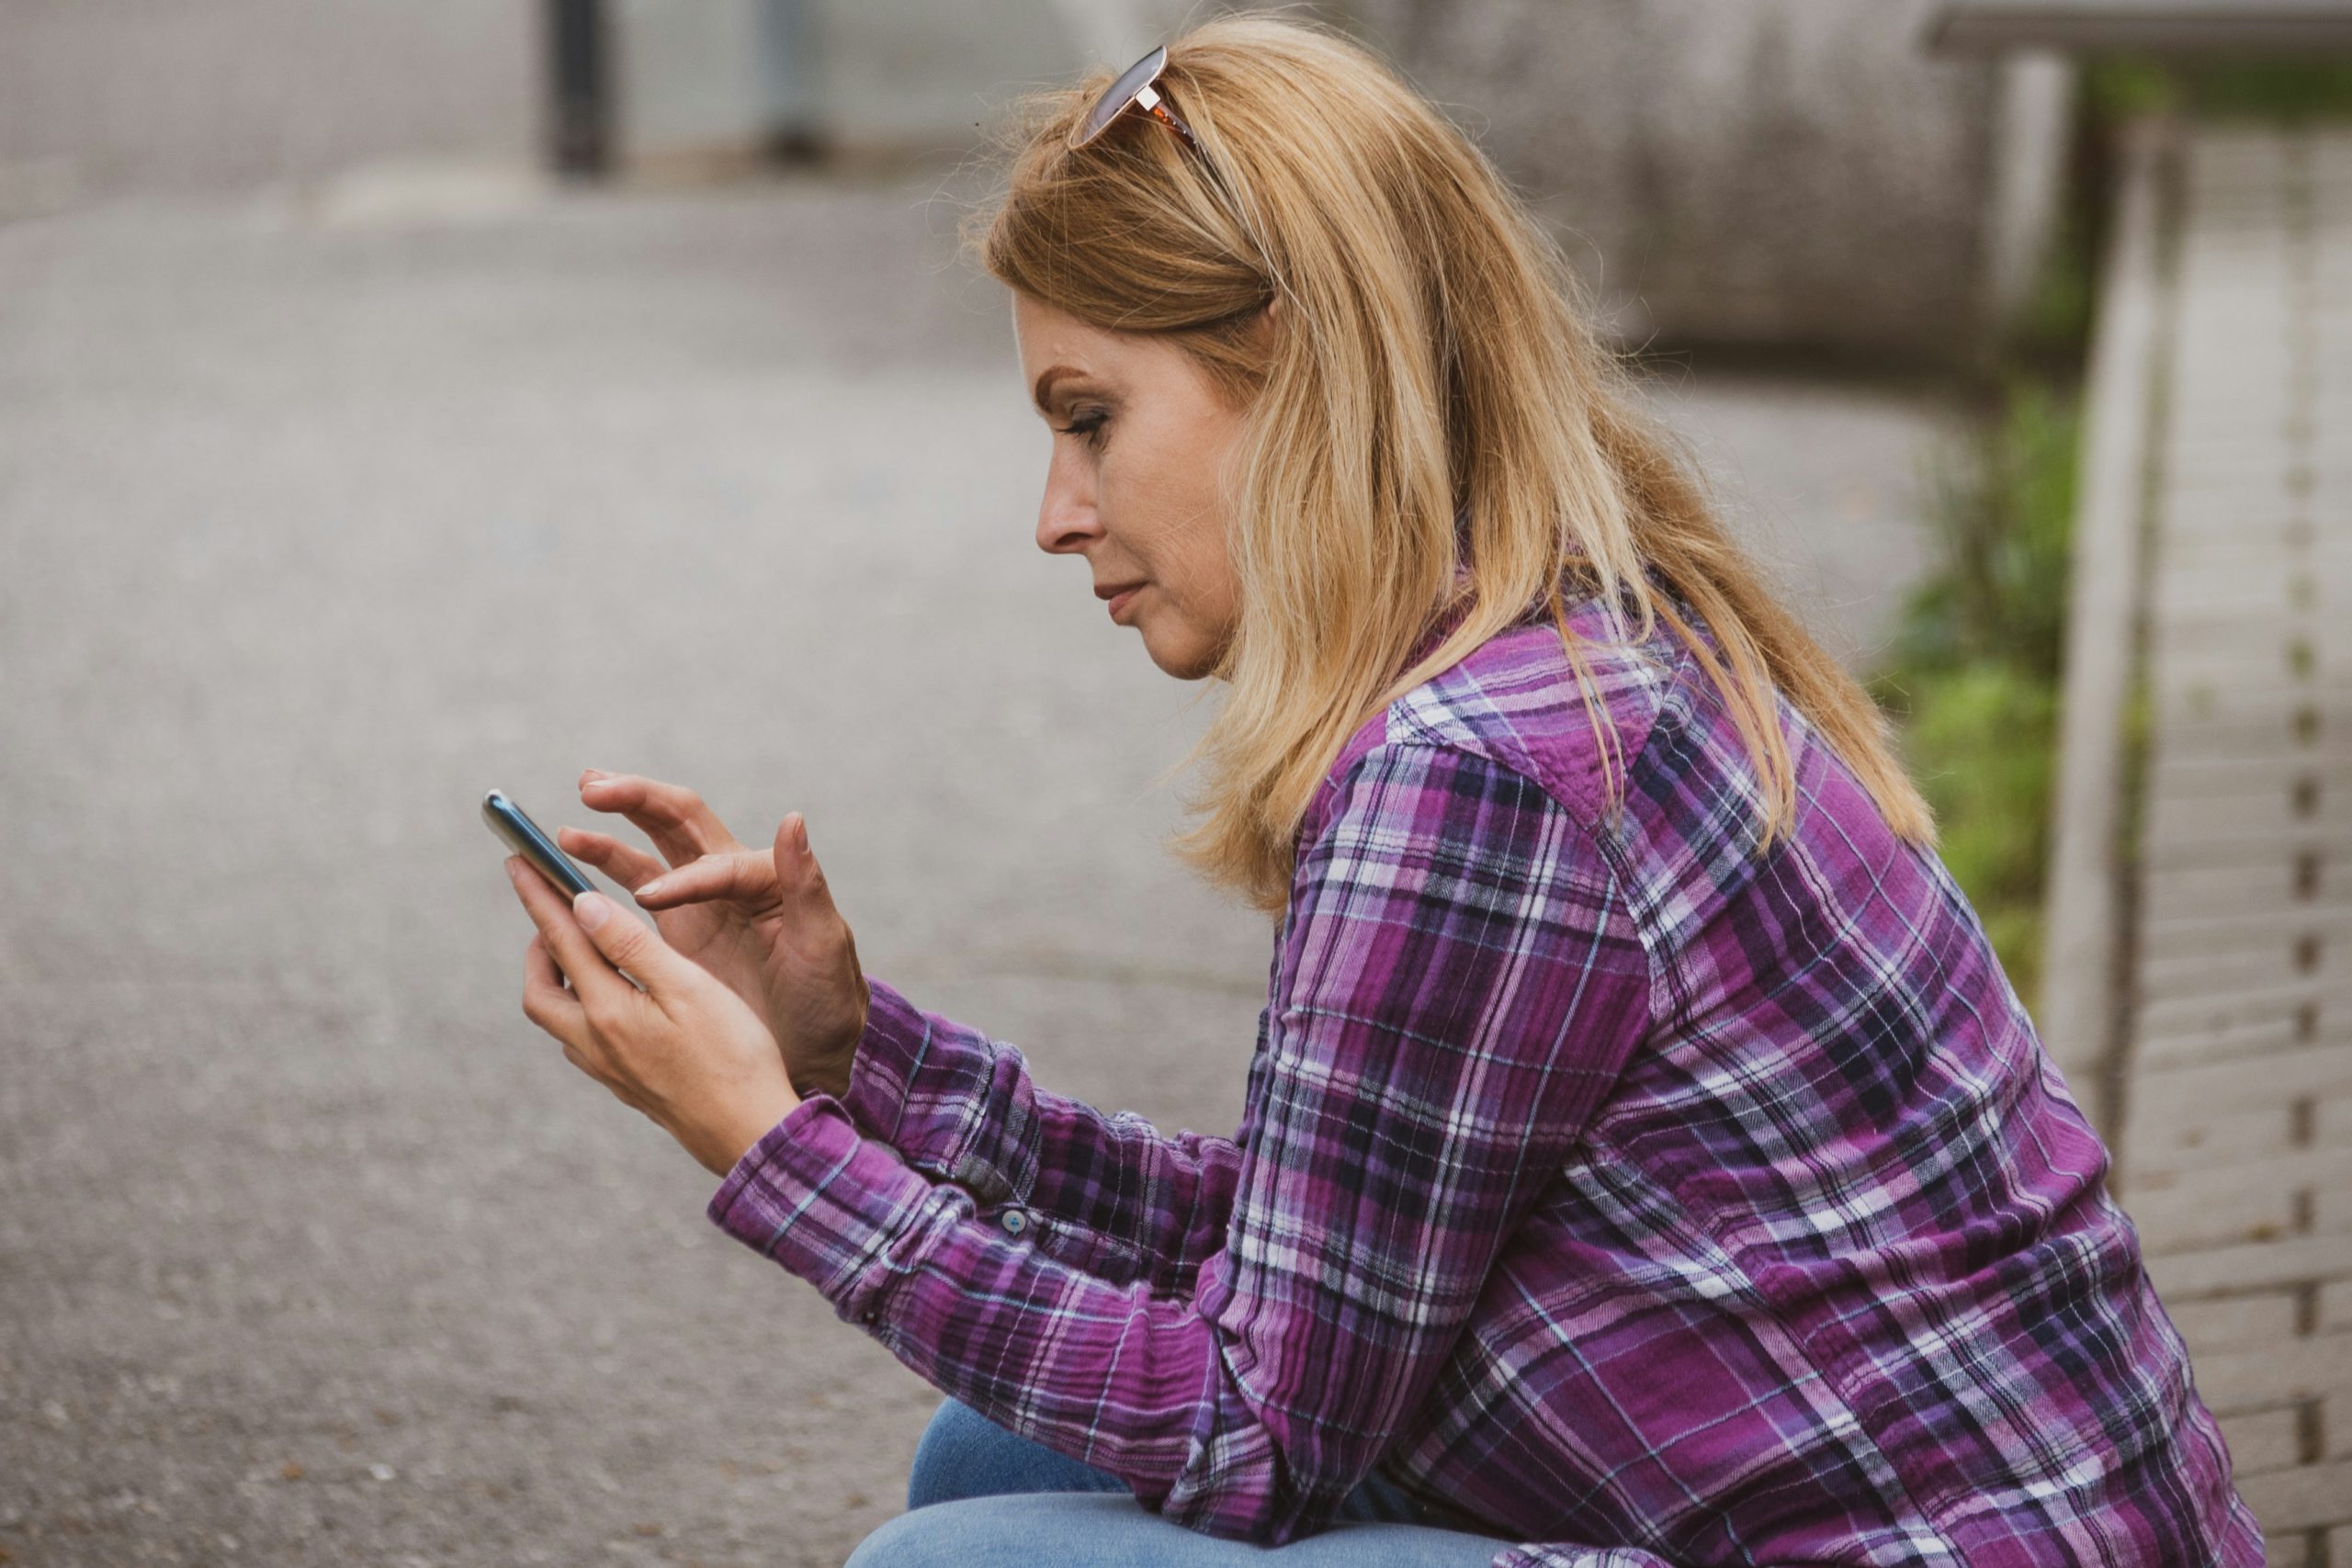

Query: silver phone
left=482, top=789, right=596, bottom=898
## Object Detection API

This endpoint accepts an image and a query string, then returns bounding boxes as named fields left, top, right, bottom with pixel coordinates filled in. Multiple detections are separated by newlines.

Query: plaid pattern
left=709, top=597, right=2263, bottom=1567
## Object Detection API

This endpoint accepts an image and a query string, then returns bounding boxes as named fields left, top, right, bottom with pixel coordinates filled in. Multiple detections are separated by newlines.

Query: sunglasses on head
left=1067, top=43, right=1273, bottom=304
left=1070, top=43, right=1203, bottom=155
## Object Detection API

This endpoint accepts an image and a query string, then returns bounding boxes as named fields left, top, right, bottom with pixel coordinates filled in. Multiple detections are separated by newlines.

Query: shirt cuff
left=834, top=976, right=1005, bottom=1183
left=706, top=1090, right=939, bottom=1329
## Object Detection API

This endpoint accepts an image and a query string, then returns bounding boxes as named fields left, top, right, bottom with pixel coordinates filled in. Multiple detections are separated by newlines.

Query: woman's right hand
left=556, top=770, right=870, bottom=1102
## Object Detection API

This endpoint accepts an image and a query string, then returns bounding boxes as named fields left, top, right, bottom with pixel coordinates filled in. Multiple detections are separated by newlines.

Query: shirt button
left=1000, top=1209, right=1028, bottom=1235
left=858, top=1308, right=879, bottom=1325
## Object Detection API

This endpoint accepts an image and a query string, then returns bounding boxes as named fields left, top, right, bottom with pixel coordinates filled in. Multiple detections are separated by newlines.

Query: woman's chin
left=1138, top=624, right=1216, bottom=682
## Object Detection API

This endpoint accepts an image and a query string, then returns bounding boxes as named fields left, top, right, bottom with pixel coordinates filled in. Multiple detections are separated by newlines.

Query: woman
left=502, top=16, right=2261, bottom=1566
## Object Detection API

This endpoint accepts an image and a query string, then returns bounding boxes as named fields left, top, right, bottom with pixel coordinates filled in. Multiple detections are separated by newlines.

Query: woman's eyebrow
left=1031, top=365, right=1091, bottom=414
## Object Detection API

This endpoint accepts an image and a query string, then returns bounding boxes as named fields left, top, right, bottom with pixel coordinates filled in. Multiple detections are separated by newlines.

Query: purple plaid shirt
left=708, top=593, right=2262, bottom=1567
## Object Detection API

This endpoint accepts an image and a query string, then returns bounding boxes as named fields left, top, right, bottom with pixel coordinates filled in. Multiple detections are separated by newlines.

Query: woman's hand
left=505, top=855, right=801, bottom=1177
left=555, top=771, right=869, bottom=1101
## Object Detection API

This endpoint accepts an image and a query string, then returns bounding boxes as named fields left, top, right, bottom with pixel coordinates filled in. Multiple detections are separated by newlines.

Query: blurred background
left=3, top=2, right=2346, bottom=1564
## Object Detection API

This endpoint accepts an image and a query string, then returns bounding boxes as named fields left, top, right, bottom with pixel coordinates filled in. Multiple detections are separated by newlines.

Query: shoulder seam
left=1306, top=733, right=1669, bottom=1043
left=1386, top=625, right=1679, bottom=832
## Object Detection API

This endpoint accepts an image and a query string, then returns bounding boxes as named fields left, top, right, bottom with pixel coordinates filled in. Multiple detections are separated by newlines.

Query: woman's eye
left=1056, top=413, right=1107, bottom=450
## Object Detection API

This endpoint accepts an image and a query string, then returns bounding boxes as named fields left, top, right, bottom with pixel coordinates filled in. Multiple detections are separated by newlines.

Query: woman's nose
left=1035, top=470, right=1102, bottom=555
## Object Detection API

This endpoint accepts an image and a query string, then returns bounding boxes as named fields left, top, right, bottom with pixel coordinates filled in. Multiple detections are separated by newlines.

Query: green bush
left=1873, top=381, right=2082, bottom=1018
left=2086, top=55, right=2352, bottom=123
left=1894, top=664, right=2059, bottom=1007
left=1866, top=55, right=2341, bottom=1019
left=1895, top=378, right=2079, bottom=683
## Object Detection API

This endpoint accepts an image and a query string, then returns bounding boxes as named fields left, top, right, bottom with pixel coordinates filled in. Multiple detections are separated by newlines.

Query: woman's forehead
left=1013, top=293, right=1097, bottom=350
left=1014, top=307, right=1131, bottom=389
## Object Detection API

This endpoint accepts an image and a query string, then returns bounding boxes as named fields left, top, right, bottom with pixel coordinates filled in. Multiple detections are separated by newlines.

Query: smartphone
left=482, top=789, right=596, bottom=899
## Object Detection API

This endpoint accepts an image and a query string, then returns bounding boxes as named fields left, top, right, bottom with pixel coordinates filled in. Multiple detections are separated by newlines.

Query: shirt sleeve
left=707, top=739, right=1654, bottom=1547
left=828, top=974, right=1245, bottom=1293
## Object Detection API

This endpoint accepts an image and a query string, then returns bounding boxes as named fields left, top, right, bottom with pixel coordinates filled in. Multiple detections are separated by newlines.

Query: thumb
left=773, top=813, right=840, bottom=911
left=572, top=890, right=686, bottom=989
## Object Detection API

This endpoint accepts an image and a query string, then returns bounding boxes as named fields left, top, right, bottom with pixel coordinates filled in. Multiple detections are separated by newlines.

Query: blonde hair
left=961, top=10, right=1933, bottom=915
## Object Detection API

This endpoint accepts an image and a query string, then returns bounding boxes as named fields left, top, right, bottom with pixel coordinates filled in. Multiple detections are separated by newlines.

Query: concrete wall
left=0, top=0, right=537, bottom=197
left=0, top=1, right=1101, bottom=197
left=1341, top=0, right=2068, bottom=358
left=0, top=0, right=2067, bottom=357
left=612, top=0, right=1093, bottom=164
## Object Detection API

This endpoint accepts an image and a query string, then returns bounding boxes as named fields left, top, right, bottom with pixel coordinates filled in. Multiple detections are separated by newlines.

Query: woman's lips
left=1106, top=585, right=1143, bottom=619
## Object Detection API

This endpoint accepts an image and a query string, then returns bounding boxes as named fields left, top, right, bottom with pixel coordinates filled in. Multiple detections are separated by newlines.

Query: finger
left=569, top=889, right=694, bottom=1001
left=576, top=772, right=744, bottom=866
left=773, top=812, right=843, bottom=915
left=506, top=856, right=640, bottom=1014
left=559, top=1038, right=606, bottom=1089
left=522, top=931, right=591, bottom=1050
left=556, top=825, right=672, bottom=894
left=634, top=846, right=781, bottom=910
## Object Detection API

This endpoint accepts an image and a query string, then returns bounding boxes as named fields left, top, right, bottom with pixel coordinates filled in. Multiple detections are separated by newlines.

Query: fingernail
left=796, top=816, right=809, bottom=852
left=638, top=877, right=667, bottom=900
left=573, top=891, right=612, bottom=929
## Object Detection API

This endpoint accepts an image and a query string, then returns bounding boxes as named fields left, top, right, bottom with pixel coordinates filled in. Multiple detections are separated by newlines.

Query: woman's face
left=1012, top=291, right=1259, bottom=680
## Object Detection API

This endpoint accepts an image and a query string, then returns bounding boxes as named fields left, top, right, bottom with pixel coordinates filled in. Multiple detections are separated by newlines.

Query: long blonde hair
left=962, top=11, right=1933, bottom=915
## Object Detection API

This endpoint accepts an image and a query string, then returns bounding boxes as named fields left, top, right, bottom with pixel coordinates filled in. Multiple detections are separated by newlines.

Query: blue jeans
left=842, top=1396, right=1513, bottom=1567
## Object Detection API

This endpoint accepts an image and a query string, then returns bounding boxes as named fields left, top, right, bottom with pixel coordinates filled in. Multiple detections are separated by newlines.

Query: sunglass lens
left=1078, top=44, right=1169, bottom=146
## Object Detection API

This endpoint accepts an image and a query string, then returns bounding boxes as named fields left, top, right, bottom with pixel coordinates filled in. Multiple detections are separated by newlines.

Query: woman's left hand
left=504, top=855, right=802, bottom=1176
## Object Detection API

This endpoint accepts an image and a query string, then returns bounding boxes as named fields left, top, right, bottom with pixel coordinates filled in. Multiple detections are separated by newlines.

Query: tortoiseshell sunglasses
left=1070, top=44, right=1204, bottom=154
left=1069, top=43, right=1264, bottom=281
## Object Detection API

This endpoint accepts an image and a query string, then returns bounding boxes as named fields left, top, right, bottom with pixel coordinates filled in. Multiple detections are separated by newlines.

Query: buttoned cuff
left=833, top=976, right=1007, bottom=1183
left=707, top=1091, right=940, bottom=1329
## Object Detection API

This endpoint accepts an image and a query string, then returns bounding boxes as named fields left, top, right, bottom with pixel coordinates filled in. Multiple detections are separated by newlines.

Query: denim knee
left=905, top=1395, right=996, bottom=1511
left=843, top=1503, right=963, bottom=1568
left=905, top=1394, right=1123, bottom=1511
